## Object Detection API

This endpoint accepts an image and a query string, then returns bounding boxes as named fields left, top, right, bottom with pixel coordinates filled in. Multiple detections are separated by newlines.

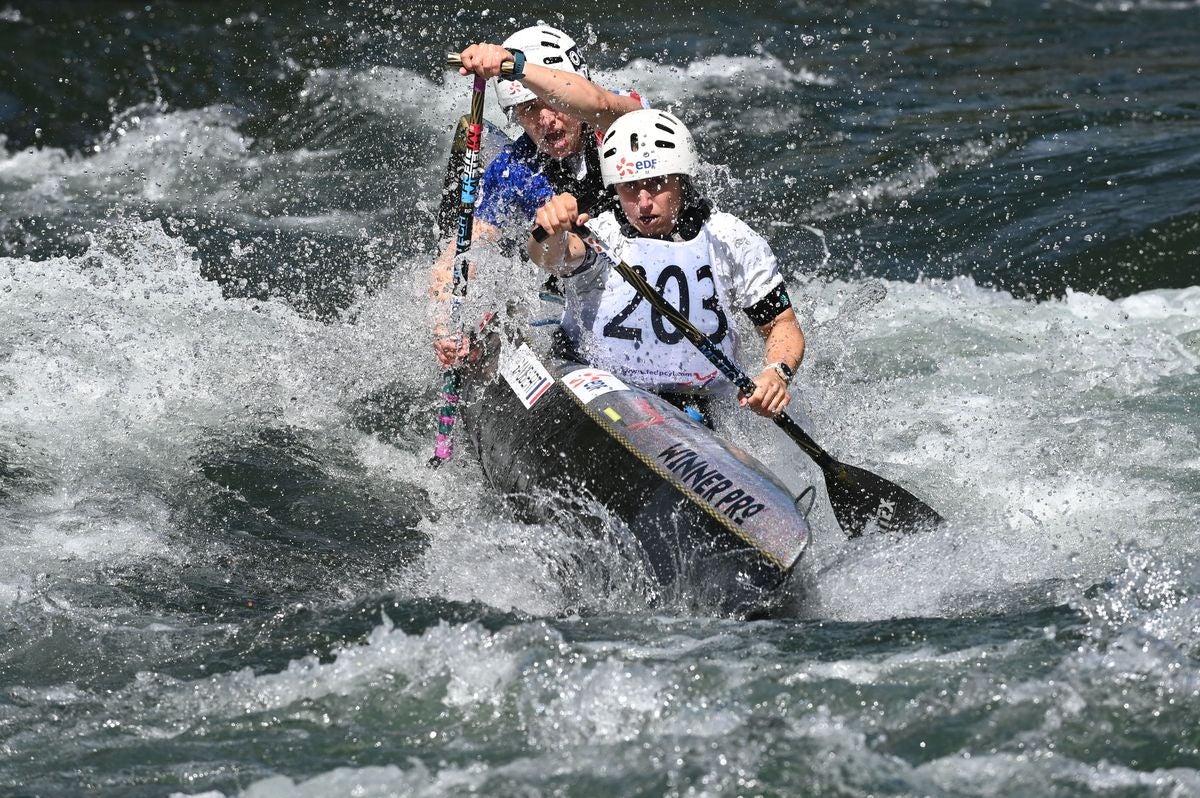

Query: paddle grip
left=531, top=217, right=595, bottom=244
left=446, top=54, right=517, bottom=75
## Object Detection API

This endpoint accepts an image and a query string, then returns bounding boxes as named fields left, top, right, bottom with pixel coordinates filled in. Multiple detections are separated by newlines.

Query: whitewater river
left=1, top=1, right=1197, bottom=795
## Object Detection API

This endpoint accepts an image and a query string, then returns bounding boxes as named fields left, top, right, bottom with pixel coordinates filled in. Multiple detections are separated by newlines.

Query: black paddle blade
left=822, top=460, right=943, bottom=538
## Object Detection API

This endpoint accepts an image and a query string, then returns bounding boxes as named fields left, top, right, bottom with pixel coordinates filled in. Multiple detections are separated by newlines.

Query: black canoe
left=457, top=328, right=813, bottom=617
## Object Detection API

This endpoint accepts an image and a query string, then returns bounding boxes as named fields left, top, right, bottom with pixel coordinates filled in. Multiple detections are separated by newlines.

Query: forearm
left=527, top=230, right=587, bottom=277
left=430, top=243, right=456, bottom=306
left=759, top=308, right=805, bottom=372
left=741, top=307, right=802, bottom=417
left=519, top=64, right=643, bottom=130
left=430, top=219, right=500, bottom=326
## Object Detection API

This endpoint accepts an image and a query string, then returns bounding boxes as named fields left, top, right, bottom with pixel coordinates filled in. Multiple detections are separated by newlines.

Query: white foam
left=302, top=66, right=512, bottom=135
left=1087, top=0, right=1200, bottom=10
left=595, top=53, right=834, bottom=109
left=148, top=616, right=544, bottom=733
left=0, top=219, right=439, bottom=601
left=921, top=751, right=1200, bottom=795
left=226, top=763, right=483, bottom=798
left=808, top=138, right=1008, bottom=218
left=0, top=103, right=383, bottom=233
left=781, top=276, right=1199, bottom=620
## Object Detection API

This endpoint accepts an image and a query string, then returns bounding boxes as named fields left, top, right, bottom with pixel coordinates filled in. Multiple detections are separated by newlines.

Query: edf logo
left=615, top=156, right=659, bottom=178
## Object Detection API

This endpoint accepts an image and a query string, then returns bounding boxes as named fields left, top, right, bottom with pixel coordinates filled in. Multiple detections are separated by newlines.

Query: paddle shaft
left=430, top=72, right=487, bottom=466
left=431, top=54, right=523, bottom=464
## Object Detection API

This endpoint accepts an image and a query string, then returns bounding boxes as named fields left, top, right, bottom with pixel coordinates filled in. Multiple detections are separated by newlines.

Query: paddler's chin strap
left=613, top=178, right=713, bottom=242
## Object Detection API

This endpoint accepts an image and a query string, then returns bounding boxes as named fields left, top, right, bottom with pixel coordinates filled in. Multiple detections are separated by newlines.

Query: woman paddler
left=528, top=109, right=806, bottom=422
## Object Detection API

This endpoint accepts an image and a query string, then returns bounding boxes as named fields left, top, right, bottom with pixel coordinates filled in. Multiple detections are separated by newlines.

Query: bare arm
left=429, top=218, right=500, bottom=365
left=527, top=193, right=592, bottom=277
left=517, top=62, right=643, bottom=131
left=456, top=44, right=642, bottom=130
left=761, top=306, right=805, bottom=373
left=740, top=306, right=805, bottom=418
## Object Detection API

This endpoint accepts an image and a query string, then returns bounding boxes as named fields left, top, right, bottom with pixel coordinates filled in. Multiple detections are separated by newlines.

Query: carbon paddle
left=534, top=221, right=944, bottom=537
left=430, top=56, right=518, bottom=466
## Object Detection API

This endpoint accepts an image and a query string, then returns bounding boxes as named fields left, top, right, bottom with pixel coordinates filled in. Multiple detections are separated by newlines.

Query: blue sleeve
left=476, top=142, right=557, bottom=227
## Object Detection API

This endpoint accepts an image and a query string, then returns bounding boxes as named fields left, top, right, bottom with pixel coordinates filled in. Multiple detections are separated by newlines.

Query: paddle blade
left=822, top=460, right=943, bottom=538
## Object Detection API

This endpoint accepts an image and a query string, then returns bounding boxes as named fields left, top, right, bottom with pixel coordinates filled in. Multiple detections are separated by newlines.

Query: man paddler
left=431, top=25, right=648, bottom=366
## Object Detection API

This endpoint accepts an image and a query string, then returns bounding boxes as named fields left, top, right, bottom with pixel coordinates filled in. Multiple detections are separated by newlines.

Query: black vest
left=536, top=129, right=615, bottom=217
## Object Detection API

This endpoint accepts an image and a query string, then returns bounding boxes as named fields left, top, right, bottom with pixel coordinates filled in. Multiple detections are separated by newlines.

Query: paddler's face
left=614, top=175, right=685, bottom=238
left=511, top=99, right=585, bottom=160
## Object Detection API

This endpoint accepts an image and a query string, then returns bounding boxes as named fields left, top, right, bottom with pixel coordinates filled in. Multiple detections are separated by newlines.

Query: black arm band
left=563, top=245, right=598, bottom=277
left=743, top=283, right=792, bottom=327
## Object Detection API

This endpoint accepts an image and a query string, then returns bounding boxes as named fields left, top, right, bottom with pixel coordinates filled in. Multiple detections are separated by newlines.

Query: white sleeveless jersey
left=560, top=210, right=784, bottom=393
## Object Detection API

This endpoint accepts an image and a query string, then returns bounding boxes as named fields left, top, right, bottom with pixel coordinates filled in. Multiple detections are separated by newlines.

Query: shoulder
left=479, top=135, right=556, bottom=223
left=705, top=212, right=776, bottom=256
left=705, top=211, right=763, bottom=241
left=705, top=210, right=772, bottom=250
left=482, top=135, right=551, bottom=202
left=702, top=212, right=782, bottom=304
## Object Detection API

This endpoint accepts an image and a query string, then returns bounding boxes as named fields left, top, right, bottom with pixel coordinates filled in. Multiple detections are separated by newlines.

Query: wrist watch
left=499, top=49, right=526, bottom=81
left=766, top=361, right=794, bottom=385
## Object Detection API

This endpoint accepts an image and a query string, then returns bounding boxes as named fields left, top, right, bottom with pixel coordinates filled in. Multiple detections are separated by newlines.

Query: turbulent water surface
left=2, top=1, right=1198, bottom=796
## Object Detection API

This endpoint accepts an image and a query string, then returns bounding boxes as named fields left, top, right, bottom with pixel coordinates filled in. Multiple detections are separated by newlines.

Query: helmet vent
left=602, top=147, right=617, bottom=158
left=655, top=122, right=674, bottom=134
left=655, top=140, right=676, bottom=149
left=540, top=40, right=561, bottom=49
left=543, top=55, right=564, bottom=65
left=630, top=133, right=640, bottom=151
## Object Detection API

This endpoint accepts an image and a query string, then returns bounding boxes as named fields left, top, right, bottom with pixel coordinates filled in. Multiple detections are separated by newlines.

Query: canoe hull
left=458, top=331, right=812, bottom=616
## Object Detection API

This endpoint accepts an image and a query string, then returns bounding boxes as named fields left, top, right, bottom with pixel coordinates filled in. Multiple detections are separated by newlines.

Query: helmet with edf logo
left=599, top=109, right=698, bottom=188
left=495, top=25, right=590, bottom=112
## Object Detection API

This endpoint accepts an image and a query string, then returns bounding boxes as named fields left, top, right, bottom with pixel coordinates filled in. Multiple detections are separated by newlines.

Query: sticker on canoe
left=625, top=397, right=665, bottom=429
left=499, top=343, right=554, bottom=409
left=657, top=442, right=765, bottom=526
left=562, top=367, right=630, bottom=403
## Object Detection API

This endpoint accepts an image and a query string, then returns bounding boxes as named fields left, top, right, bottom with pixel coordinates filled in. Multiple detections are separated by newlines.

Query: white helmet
left=494, top=25, right=590, bottom=112
left=599, top=109, right=699, bottom=187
